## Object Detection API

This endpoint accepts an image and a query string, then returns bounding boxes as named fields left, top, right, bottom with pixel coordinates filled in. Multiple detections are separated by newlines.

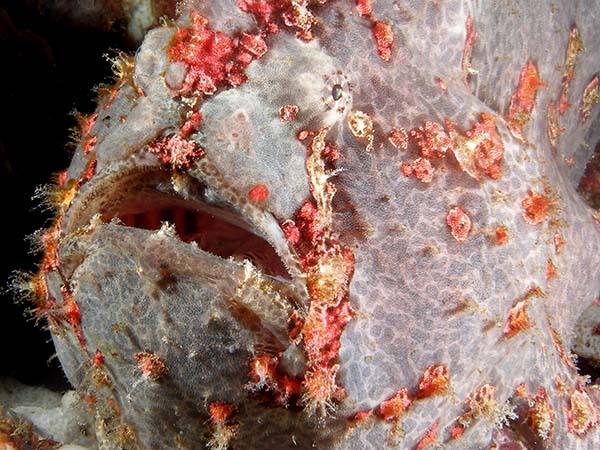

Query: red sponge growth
left=168, top=12, right=270, bottom=96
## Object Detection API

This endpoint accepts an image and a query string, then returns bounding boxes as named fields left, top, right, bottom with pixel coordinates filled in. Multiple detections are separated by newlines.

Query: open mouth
left=86, top=169, right=291, bottom=280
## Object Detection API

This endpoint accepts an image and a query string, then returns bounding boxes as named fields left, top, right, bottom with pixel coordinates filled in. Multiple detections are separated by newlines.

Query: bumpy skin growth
left=27, top=1, right=600, bottom=449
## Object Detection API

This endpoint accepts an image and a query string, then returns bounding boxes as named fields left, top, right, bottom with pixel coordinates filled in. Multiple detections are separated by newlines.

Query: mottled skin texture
left=32, top=0, right=600, bottom=449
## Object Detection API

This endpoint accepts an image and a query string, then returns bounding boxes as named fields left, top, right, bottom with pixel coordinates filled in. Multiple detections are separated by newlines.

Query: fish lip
left=56, top=221, right=304, bottom=370
left=58, top=160, right=308, bottom=301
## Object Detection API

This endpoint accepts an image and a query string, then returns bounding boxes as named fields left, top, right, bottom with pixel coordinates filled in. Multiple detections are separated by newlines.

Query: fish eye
left=331, top=84, right=343, bottom=101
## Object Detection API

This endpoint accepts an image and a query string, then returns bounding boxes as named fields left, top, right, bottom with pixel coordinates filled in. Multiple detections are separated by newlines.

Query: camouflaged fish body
left=29, top=1, right=600, bottom=449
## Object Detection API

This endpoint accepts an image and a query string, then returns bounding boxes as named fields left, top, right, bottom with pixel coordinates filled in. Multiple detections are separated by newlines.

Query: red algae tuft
left=83, top=136, right=97, bottom=155
left=446, top=113, right=504, bottom=181
left=135, top=351, right=168, bottom=380
left=168, top=12, right=236, bottom=95
left=283, top=130, right=356, bottom=415
left=417, top=365, right=449, bottom=398
left=493, top=225, right=509, bottom=245
left=400, top=162, right=413, bottom=177
left=148, top=134, right=205, bottom=170
left=58, top=283, right=85, bottom=350
left=546, top=100, right=564, bottom=147
left=568, top=384, right=598, bottom=436
left=461, top=14, right=477, bottom=86
left=168, top=11, right=270, bottom=96
left=580, top=74, right=600, bottom=123
left=415, top=419, right=440, bottom=450
left=388, top=127, right=408, bottom=150
left=446, top=206, right=471, bottom=242
left=180, top=111, right=202, bottom=135
left=553, top=233, right=565, bottom=254
left=248, top=184, right=269, bottom=202
left=247, top=355, right=302, bottom=406
left=558, top=26, right=584, bottom=115
left=503, top=298, right=532, bottom=338
left=355, top=0, right=372, bottom=17
left=94, top=350, right=104, bottom=367
left=209, top=401, right=236, bottom=423
left=409, top=121, right=452, bottom=160
left=279, top=104, right=299, bottom=121
left=372, top=21, right=394, bottom=62
left=521, top=189, right=551, bottom=225
left=529, top=387, right=555, bottom=440
left=546, top=258, right=558, bottom=280
left=506, top=60, right=546, bottom=141
left=412, top=157, right=434, bottom=183
left=207, top=401, right=238, bottom=449
left=376, top=388, right=412, bottom=421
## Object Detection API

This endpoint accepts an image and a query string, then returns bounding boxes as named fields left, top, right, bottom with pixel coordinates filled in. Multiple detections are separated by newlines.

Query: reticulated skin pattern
left=23, top=0, right=600, bottom=449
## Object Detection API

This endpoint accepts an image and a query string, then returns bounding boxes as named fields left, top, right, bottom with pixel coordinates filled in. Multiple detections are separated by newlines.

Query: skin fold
left=21, top=1, right=600, bottom=448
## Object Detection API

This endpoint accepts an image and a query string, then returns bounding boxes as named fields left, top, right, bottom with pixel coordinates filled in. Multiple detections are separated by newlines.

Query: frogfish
left=20, top=0, right=600, bottom=448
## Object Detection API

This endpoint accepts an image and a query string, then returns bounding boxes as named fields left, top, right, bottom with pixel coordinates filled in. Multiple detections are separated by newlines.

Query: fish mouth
left=60, top=165, right=296, bottom=283
left=55, top=163, right=308, bottom=373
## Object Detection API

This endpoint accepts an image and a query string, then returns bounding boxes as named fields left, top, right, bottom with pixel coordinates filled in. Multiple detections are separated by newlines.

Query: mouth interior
left=101, top=187, right=290, bottom=279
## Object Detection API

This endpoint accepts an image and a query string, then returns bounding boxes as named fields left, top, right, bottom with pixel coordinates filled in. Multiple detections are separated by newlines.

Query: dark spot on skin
left=156, top=265, right=178, bottom=294
left=332, top=83, right=343, bottom=101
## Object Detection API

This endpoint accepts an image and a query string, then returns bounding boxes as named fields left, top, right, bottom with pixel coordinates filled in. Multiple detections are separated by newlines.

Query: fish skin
left=30, top=0, right=600, bottom=449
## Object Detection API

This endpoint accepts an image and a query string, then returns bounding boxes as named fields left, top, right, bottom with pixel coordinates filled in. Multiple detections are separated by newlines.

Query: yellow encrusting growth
left=458, top=384, right=516, bottom=430
left=529, top=387, right=555, bottom=440
left=291, top=128, right=355, bottom=418
left=306, top=128, right=337, bottom=232
left=568, top=384, right=598, bottom=436
left=207, top=402, right=238, bottom=450
left=348, top=110, right=374, bottom=152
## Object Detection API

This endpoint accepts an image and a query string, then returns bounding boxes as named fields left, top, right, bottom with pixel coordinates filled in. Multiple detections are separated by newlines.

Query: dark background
left=0, top=0, right=131, bottom=390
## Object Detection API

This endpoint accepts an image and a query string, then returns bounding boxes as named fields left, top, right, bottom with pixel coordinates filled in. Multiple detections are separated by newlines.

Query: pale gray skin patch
left=197, top=33, right=353, bottom=220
